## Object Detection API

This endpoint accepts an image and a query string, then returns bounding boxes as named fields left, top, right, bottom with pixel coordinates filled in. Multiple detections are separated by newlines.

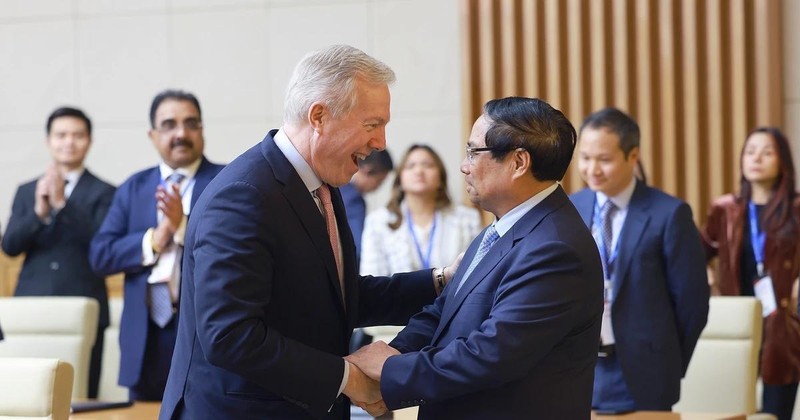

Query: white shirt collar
left=493, top=182, right=559, bottom=237
left=595, top=177, right=637, bottom=210
left=64, top=167, right=85, bottom=199
left=274, top=128, right=322, bottom=193
left=63, top=167, right=85, bottom=186
left=158, top=157, right=202, bottom=182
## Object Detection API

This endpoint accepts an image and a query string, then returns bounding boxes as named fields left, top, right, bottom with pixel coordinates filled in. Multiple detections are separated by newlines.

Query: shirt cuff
left=329, top=360, right=350, bottom=413
left=338, top=359, right=350, bottom=397
left=142, top=228, right=158, bottom=266
left=173, top=215, right=188, bottom=246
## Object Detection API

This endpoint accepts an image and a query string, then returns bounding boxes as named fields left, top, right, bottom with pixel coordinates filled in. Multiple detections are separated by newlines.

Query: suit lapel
left=611, top=181, right=650, bottom=302
left=330, top=186, right=359, bottom=327
left=260, top=134, right=346, bottom=314
left=431, top=186, right=568, bottom=344
left=144, top=168, right=161, bottom=227
left=66, top=170, right=94, bottom=204
left=190, top=158, right=214, bottom=209
left=573, top=188, right=595, bottom=228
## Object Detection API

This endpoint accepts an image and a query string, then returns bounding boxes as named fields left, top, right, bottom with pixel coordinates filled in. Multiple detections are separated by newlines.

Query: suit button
left=785, top=259, right=792, bottom=269
left=50, top=262, right=60, bottom=270
left=781, top=298, right=789, bottom=308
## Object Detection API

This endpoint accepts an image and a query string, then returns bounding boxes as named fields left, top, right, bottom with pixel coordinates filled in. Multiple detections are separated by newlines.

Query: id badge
left=753, top=276, right=778, bottom=317
left=600, top=279, right=615, bottom=344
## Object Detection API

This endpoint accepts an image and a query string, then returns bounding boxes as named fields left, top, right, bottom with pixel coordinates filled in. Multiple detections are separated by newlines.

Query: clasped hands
left=343, top=341, right=399, bottom=417
left=151, top=182, right=184, bottom=252
left=34, top=164, right=67, bottom=221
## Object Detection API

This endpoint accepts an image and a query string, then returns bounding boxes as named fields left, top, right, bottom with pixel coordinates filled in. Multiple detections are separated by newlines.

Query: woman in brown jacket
left=702, top=127, right=800, bottom=420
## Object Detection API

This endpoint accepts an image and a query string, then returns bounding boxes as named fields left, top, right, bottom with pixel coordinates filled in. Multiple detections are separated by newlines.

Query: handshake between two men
left=343, top=341, right=400, bottom=417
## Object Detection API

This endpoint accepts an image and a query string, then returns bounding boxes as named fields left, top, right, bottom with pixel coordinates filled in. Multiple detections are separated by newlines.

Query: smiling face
left=742, top=131, right=781, bottom=187
left=148, top=99, right=205, bottom=169
left=577, top=127, right=638, bottom=197
left=308, top=80, right=391, bottom=187
left=47, top=116, right=91, bottom=170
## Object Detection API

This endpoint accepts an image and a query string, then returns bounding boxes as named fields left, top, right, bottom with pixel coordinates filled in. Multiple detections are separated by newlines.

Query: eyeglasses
left=465, top=146, right=501, bottom=164
left=156, top=118, right=203, bottom=134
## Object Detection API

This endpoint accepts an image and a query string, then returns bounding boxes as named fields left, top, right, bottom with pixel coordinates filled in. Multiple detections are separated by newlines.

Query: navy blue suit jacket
left=382, top=186, right=604, bottom=420
left=89, top=157, right=223, bottom=387
left=2, top=170, right=115, bottom=327
left=570, top=181, right=709, bottom=409
left=159, top=131, right=436, bottom=420
left=339, top=182, right=365, bottom=262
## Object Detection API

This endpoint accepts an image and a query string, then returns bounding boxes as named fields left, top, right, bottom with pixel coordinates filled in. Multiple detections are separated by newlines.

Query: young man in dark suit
left=2, top=107, right=116, bottom=398
left=89, top=90, right=224, bottom=401
left=348, top=97, right=605, bottom=419
left=570, top=107, right=709, bottom=411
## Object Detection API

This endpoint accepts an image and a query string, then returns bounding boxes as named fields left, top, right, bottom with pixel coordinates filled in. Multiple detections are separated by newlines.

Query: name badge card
left=600, top=279, right=615, bottom=345
left=753, top=276, right=777, bottom=317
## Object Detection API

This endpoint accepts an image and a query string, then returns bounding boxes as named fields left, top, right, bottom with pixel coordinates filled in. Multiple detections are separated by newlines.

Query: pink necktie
left=316, top=184, right=344, bottom=298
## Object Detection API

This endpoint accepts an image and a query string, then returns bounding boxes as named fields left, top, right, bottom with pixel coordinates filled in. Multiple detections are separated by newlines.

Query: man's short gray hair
left=283, top=44, right=396, bottom=125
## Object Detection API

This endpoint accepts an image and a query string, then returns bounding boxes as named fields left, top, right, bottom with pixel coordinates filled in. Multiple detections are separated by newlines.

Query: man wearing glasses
left=90, top=90, right=224, bottom=401
left=347, top=97, right=604, bottom=418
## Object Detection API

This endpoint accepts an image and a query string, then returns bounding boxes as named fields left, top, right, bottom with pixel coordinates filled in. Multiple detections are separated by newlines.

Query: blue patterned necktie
left=455, top=225, right=500, bottom=295
left=595, top=200, right=618, bottom=276
left=149, top=172, right=186, bottom=327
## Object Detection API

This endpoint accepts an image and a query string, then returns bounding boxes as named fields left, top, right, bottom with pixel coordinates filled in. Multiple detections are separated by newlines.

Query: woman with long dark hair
left=360, top=144, right=481, bottom=276
left=702, top=127, right=800, bottom=420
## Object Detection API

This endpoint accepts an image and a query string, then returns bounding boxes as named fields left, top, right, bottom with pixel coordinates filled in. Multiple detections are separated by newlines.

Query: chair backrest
left=0, top=357, right=73, bottom=420
left=0, top=297, right=98, bottom=399
left=673, top=296, right=763, bottom=414
left=98, top=297, right=128, bottom=401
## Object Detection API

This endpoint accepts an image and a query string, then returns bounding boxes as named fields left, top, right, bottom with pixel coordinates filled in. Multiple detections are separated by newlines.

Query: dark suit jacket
left=570, top=181, right=709, bottom=409
left=339, top=182, right=365, bottom=261
left=382, top=186, right=604, bottom=420
left=159, top=131, right=436, bottom=420
left=89, top=157, right=223, bottom=387
left=2, top=170, right=115, bottom=327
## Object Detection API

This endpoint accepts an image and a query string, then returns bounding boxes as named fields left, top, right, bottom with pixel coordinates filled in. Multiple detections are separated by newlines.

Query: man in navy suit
left=340, top=149, right=393, bottom=264
left=570, top=107, right=709, bottom=411
left=3, top=107, right=115, bottom=398
left=159, top=45, right=447, bottom=420
left=90, top=90, right=224, bottom=401
left=347, top=97, right=605, bottom=419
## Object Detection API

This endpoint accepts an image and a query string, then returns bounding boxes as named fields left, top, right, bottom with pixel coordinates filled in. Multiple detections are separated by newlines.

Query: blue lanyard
left=748, top=201, right=766, bottom=277
left=593, top=200, right=620, bottom=277
left=405, top=208, right=438, bottom=269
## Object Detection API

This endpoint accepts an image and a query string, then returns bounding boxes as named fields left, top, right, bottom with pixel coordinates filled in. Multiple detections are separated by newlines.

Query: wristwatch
left=433, top=267, right=446, bottom=290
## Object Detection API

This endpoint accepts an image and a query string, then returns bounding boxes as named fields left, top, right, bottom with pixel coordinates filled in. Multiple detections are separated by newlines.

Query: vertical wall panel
left=681, top=0, right=703, bottom=219
left=705, top=0, right=726, bottom=202
left=566, top=0, right=589, bottom=192
left=658, top=0, right=679, bottom=196
left=729, top=0, right=748, bottom=197
left=754, top=0, right=784, bottom=127
left=611, top=0, right=633, bottom=113
left=461, top=0, right=783, bottom=224
left=633, top=1, right=655, bottom=186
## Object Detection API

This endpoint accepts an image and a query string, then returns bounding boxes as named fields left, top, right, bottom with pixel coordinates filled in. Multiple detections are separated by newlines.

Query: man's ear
left=308, top=102, right=326, bottom=132
left=626, top=146, right=640, bottom=163
left=511, top=148, right=531, bottom=179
